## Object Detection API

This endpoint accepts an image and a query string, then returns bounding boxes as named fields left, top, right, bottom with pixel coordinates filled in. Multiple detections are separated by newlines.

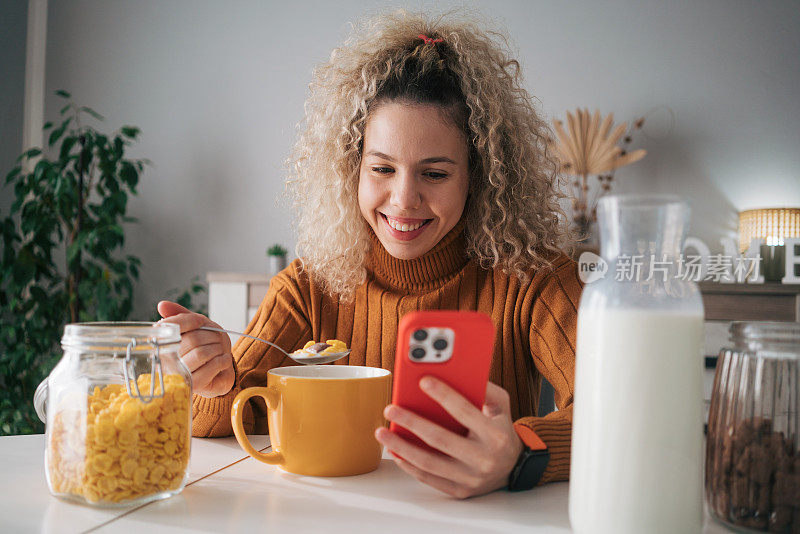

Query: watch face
left=509, top=449, right=550, bottom=492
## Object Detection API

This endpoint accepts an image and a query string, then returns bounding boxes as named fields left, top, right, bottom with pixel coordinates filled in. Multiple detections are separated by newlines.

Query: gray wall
left=33, top=0, right=800, bottom=319
left=0, top=0, right=27, bottom=216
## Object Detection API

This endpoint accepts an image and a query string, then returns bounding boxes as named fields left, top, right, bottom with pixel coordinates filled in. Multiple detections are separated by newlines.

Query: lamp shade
left=738, top=208, right=800, bottom=253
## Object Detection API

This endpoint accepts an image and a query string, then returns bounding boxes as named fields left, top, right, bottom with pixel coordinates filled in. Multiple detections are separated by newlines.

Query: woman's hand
left=375, top=379, right=524, bottom=499
left=157, top=301, right=235, bottom=398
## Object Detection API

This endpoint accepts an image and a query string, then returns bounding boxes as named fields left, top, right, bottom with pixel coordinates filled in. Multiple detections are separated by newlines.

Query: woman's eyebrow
left=365, top=150, right=456, bottom=165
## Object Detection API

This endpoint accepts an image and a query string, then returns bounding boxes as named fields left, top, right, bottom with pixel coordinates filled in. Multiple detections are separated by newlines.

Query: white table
left=2, top=434, right=732, bottom=533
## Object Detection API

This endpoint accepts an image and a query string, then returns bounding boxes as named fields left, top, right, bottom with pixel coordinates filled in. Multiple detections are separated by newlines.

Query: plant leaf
left=59, top=136, right=77, bottom=163
left=119, top=161, right=138, bottom=189
left=120, top=126, right=140, bottom=139
left=55, top=89, right=71, bottom=98
left=80, top=106, right=105, bottom=121
left=4, top=167, right=21, bottom=185
left=48, top=118, right=72, bottom=147
left=16, top=148, right=42, bottom=162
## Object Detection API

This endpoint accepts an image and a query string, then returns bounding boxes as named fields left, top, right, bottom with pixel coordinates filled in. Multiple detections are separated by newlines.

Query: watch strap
left=508, top=422, right=549, bottom=491
left=513, top=422, right=547, bottom=450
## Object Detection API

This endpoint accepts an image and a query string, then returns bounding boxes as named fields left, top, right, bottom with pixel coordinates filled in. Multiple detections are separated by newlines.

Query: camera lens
left=410, top=347, right=426, bottom=360
left=432, top=338, right=448, bottom=351
left=413, top=329, right=428, bottom=341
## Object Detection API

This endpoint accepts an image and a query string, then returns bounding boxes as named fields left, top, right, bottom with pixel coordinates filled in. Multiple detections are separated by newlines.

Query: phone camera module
left=410, top=347, right=426, bottom=360
left=432, top=338, right=448, bottom=351
left=412, top=329, right=428, bottom=341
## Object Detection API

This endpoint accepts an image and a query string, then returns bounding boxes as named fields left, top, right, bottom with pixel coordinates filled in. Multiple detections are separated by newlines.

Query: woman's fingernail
left=420, top=377, right=434, bottom=391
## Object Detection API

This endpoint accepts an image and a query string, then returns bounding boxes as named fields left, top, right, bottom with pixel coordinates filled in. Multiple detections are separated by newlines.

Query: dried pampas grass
left=550, top=108, right=646, bottom=241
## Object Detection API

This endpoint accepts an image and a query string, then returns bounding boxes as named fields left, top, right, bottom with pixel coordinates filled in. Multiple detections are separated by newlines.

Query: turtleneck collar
left=366, top=219, right=469, bottom=292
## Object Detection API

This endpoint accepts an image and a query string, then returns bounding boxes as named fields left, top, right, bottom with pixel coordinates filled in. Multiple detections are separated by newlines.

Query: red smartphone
left=390, top=310, right=496, bottom=452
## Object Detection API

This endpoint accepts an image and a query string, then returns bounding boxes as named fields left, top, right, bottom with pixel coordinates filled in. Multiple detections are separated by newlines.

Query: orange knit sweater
left=192, top=222, right=583, bottom=485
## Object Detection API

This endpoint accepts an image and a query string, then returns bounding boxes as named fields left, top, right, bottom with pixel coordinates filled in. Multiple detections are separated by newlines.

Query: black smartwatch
left=507, top=423, right=550, bottom=491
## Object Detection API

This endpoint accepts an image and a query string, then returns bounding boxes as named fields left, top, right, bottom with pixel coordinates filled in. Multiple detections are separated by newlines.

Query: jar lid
left=729, top=321, right=800, bottom=356
left=61, top=322, right=180, bottom=350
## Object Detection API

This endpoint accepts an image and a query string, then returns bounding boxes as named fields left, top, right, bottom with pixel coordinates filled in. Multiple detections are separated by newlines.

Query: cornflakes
left=323, top=339, right=348, bottom=355
left=296, top=339, right=349, bottom=357
left=47, top=374, right=190, bottom=505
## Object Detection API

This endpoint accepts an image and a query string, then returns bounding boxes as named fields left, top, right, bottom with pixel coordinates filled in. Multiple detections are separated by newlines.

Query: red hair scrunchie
left=418, top=34, right=443, bottom=45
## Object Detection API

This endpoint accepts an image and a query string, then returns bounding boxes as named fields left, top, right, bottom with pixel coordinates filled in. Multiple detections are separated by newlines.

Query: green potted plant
left=0, top=91, right=146, bottom=434
left=266, top=244, right=288, bottom=275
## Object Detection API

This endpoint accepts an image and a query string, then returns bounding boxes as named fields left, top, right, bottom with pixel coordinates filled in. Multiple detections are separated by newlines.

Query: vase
left=268, top=254, right=287, bottom=276
left=572, top=220, right=600, bottom=259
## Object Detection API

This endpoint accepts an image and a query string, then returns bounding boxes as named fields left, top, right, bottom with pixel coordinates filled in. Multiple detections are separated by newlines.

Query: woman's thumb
left=157, top=300, right=192, bottom=318
left=482, top=382, right=511, bottom=418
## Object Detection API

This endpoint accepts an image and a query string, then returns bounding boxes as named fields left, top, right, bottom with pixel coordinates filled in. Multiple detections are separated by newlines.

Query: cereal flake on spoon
left=292, top=339, right=348, bottom=359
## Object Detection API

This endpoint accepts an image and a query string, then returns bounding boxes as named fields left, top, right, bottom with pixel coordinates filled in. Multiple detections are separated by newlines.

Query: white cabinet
left=207, top=272, right=270, bottom=333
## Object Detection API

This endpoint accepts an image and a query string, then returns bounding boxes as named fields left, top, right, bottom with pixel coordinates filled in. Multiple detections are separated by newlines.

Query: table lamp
left=738, top=208, right=800, bottom=281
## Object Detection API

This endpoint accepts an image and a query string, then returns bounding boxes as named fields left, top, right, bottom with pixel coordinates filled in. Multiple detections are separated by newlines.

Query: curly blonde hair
left=286, top=8, right=574, bottom=296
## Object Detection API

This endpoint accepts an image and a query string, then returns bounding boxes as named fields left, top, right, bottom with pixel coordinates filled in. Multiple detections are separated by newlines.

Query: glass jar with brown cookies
left=706, top=322, right=800, bottom=533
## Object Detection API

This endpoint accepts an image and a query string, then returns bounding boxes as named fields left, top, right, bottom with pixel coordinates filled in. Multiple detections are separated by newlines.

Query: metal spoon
left=199, top=326, right=351, bottom=365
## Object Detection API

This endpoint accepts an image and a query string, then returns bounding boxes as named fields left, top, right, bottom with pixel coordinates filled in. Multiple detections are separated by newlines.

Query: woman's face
left=358, top=101, right=470, bottom=260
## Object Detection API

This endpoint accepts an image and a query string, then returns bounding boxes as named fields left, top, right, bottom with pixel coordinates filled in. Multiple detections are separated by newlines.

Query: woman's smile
left=380, top=213, right=433, bottom=241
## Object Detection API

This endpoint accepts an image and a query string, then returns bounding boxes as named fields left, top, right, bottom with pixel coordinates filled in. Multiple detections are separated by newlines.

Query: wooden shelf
left=699, top=282, right=800, bottom=322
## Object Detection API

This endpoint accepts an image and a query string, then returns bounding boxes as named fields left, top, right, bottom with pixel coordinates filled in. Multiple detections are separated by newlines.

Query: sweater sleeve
left=191, top=261, right=313, bottom=437
left=515, top=257, right=583, bottom=485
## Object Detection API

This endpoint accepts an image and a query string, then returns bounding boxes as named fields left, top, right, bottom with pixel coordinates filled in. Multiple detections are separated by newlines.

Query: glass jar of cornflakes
left=33, top=322, right=191, bottom=507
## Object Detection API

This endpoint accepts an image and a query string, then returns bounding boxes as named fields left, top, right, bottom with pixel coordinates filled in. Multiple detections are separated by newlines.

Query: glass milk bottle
left=569, top=194, right=705, bottom=534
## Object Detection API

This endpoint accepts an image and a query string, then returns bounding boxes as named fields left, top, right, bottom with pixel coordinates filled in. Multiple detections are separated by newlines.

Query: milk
left=569, top=308, right=704, bottom=534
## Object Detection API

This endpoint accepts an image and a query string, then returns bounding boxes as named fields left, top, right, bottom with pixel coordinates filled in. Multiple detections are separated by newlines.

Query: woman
left=159, top=10, right=582, bottom=499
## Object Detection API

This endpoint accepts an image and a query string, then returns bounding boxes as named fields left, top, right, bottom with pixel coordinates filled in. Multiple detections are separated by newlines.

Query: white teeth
left=385, top=217, right=425, bottom=232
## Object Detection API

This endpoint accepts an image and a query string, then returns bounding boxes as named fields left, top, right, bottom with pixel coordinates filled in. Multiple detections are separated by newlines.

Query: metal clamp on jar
left=33, top=322, right=191, bottom=507
left=706, top=321, right=800, bottom=533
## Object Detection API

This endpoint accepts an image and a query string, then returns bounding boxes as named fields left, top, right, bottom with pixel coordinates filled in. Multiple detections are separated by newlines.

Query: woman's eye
left=368, top=167, right=447, bottom=180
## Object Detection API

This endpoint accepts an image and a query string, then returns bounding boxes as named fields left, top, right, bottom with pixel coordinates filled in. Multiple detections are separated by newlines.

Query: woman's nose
left=389, top=171, right=421, bottom=210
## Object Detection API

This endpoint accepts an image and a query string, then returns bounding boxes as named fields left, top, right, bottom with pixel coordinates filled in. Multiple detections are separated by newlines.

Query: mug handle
left=231, top=387, right=284, bottom=465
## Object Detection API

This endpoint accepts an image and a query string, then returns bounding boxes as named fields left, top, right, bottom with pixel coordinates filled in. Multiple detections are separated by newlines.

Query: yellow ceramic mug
left=231, top=365, right=391, bottom=476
